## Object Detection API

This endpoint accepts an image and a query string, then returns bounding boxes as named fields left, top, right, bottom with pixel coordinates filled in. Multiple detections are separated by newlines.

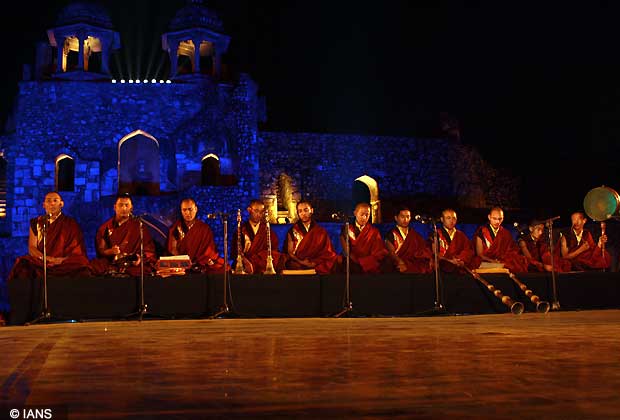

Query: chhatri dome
left=168, top=0, right=225, bottom=32
left=55, top=1, right=114, bottom=30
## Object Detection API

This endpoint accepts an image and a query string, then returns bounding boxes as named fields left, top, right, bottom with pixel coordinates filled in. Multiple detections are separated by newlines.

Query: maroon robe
left=341, top=223, right=388, bottom=274
left=8, top=213, right=91, bottom=282
left=546, top=229, right=611, bottom=271
left=472, top=225, right=529, bottom=273
left=385, top=226, right=433, bottom=273
left=518, top=233, right=548, bottom=272
left=437, top=227, right=475, bottom=273
left=284, top=221, right=338, bottom=274
left=166, top=219, right=226, bottom=273
left=91, top=216, right=157, bottom=276
left=231, top=221, right=281, bottom=274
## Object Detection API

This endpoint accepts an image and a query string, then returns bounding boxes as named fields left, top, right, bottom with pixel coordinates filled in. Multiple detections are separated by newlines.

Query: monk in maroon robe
left=435, top=208, right=474, bottom=273
left=472, top=207, right=529, bottom=273
left=283, top=201, right=338, bottom=274
left=340, top=203, right=388, bottom=274
left=384, top=206, right=433, bottom=273
left=91, top=193, right=157, bottom=276
left=545, top=212, right=610, bottom=271
left=167, top=198, right=226, bottom=273
left=517, top=220, right=552, bottom=272
left=8, top=191, right=91, bottom=282
left=231, top=199, right=280, bottom=274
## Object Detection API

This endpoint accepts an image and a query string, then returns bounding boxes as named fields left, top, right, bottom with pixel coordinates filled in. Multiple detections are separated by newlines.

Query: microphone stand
left=546, top=217, right=561, bottom=310
left=415, top=217, right=449, bottom=316
left=137, top=216, right=147, bottom=320
left=27, top=215, right=52, bottom=325
left=334, top=219, right=353, bottom=318
left=210, top=212, right=237, bottom=319
left=125, top=215, right=150, bottom=321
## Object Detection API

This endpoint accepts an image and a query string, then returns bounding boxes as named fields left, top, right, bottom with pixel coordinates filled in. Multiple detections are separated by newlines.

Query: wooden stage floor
left=1, top=310, right=620, bottom=419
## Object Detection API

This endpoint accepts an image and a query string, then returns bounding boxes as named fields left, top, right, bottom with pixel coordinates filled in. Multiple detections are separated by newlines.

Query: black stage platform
left=7, top=271, right=620, bottom=325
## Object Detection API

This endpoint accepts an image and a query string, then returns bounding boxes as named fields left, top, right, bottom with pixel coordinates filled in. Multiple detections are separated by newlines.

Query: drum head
left=583, top=186, right=620, bottom=221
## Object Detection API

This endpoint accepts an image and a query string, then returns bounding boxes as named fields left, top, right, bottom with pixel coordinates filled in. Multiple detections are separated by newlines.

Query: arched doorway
left=55, top=154, right=75, bottom=192
left=201, top=154, right=220, bottom=186
left=353, top=175, right=381, bottom=223
left=118, top=130, right=160, bottom=196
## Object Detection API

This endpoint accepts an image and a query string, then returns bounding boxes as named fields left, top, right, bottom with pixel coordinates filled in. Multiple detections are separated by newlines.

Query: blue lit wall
left=0, top=73, right=520, bottom=314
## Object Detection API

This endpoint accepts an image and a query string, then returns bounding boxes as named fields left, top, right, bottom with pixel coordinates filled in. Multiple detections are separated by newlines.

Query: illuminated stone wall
left=259, top=131, right=519, bottom=221
left=0, top=75, right=261, bottom=240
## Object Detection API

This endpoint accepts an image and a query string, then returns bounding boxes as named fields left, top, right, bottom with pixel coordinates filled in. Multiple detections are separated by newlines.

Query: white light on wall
left=165, top=80, right=171, bottom=84
left=151, top=79, right=157, bottom=84
left=120, top=79, right=126, bottom=84
left=112, top=79, right=117, bottom=83
left=143, top=80, right=148, bottom=84
left=128, top=79, right=134, bottom=84
left=135, top=80, right=140, bottom=84
left=159, top=80, right=164, bottom=84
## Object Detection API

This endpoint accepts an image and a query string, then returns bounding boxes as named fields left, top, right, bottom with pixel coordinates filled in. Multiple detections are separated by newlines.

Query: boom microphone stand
left=27, top=215, right=53, bottom=325
left=334, top=217, right=353, bottom=318
left=210, top=212, right=238, bottom=319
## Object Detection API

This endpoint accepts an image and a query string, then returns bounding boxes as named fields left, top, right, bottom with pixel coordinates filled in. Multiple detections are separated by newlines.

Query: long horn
left=464, top=267, right=524, bottom=315
left=508, top=272, right=550, bottom=313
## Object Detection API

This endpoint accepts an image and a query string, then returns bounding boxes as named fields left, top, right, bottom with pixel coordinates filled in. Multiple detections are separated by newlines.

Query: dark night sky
left=2, top=1, right=620, bottom=223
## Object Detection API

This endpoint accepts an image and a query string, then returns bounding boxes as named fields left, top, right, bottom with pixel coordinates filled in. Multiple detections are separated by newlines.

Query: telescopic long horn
left=508, top=272, right=550, bottom=313
left=464, top=267, right=524, bottom=315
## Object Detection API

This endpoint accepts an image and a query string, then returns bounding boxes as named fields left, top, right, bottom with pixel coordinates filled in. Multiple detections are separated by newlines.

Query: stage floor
left=1, top=310, right=620, bottom=419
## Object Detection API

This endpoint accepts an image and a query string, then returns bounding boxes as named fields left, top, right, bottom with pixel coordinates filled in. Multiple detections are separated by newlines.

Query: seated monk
left=435, top=208, right=474, bottom=273
left=91, top=193, right=157, bottom=276
left=340, top=202, right=387, bottom=274
left=384, top=206, right=433, bottom=273
left=166, top=198, right=227, bottom=273
left=283, top=201, right=339, bottom=274
left=472, top=206, right=529, bottom=273
left=8, top=191, right=91, bottom=281
left=545, top=212, right=611, bottom=272
left=230, top=199, right=280, bottom=274
left=517, top=219, right=552, bottom=272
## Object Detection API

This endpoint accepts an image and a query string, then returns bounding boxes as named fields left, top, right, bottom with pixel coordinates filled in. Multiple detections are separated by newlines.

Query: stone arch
left=118, top=130, right=160, bottom=196
left=353, top=175, right=381, bottom=223
left=55, top=154, right=75, bottom=192
left=201, top=153, right=220, bottom=186
left=274, top=173, right=300, bottom=223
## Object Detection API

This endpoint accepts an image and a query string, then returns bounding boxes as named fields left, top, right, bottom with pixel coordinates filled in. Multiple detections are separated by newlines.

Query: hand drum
left=583, top=186, right=620, bottom=221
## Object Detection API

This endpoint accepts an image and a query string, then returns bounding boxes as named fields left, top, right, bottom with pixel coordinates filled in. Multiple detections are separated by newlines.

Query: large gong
left=583, top=186, right=620, bottom=221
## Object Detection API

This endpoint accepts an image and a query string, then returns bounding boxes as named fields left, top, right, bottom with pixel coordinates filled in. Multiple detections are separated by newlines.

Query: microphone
left=207, top=212, right=229, bottom=219
left=414, top=214, right=435, bottom=223
left=513, top=222, right=526, bottom=234
left=42, top=213, right=52, bottom=228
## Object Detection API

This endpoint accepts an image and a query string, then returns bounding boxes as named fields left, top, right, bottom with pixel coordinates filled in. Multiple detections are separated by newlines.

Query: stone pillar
left=56, top=38, right=64, bottom=73
left=192, top=38, right=201, bottom=73
left=77, top=35, right=84, bottom=70
left=100, top=33, right=112, bottom=75
left=83, top=38, right=90, bottom=72
left=169, top=41, right=179, bottom=78
left=213, top=52, right=222, bottom=78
